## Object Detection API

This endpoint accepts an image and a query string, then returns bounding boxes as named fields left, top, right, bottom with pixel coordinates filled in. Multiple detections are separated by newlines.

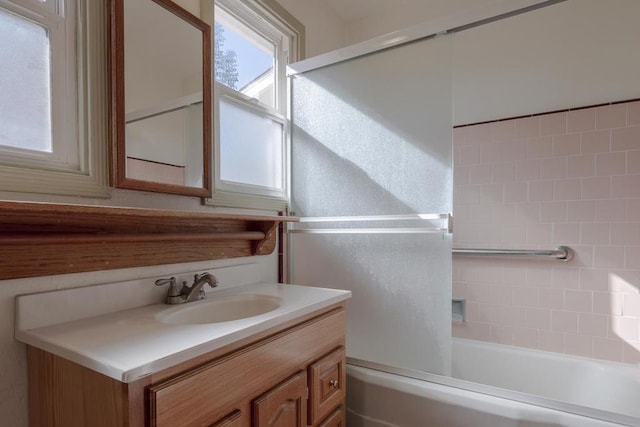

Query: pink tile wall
left=453, top=100, right=640, bottom=364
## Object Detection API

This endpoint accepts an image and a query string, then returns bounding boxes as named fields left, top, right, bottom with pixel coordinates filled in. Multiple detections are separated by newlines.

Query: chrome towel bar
left=452, top=246, right=573, bottom=262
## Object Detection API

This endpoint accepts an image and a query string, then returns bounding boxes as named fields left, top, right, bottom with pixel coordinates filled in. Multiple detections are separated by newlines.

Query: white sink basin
left=158, top=294, right=281, bottom=325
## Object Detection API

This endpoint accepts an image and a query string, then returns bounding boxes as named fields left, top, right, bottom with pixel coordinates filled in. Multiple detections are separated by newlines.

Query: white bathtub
left=347, top=338, right=640, bottom=427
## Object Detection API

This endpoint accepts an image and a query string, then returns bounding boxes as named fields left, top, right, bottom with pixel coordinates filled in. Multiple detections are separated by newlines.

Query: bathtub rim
left=347, top=355, right=639, bottom=427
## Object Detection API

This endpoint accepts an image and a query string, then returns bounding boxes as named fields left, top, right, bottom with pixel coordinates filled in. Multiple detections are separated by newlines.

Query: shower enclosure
left=288, top=35, right=454, bottom=376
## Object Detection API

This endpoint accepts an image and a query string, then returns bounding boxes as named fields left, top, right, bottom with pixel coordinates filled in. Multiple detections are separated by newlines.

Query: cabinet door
left=317, top=407, right=345, bottom=427
left=308, top=347, right=346, bottom=425
left=210, top=409, right=244, bottom=427
left=253, top=371, right=307, bottom=427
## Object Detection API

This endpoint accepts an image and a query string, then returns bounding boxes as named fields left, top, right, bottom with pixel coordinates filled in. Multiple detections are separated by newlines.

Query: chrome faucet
left=155, top=272, right=218, bottom=304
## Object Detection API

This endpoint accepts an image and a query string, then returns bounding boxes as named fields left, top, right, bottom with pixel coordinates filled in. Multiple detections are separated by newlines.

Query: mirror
left=111, top=0, right=211, bottom=197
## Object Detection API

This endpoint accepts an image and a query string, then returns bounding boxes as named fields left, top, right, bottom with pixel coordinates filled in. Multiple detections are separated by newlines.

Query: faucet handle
left=155, top=277, right=175, bottom=286
left=155, top=277, right=181, bottom=297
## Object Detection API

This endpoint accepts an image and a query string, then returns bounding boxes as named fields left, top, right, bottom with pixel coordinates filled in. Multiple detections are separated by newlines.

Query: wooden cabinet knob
left=329, top=380, right=338, bottom=388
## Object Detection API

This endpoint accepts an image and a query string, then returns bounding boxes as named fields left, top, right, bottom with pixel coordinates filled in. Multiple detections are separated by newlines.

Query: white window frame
left=206, top=0, right=303, bottom=211
left=0, top=0, right=108, bottom=197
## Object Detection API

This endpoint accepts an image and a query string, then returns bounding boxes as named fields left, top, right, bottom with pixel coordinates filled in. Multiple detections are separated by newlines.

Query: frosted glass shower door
left=289, top=36, right=453, bottom=375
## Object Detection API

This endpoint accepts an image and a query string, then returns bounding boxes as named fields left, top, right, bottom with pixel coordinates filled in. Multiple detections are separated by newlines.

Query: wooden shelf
left=0, top=201, right=297, bottom=280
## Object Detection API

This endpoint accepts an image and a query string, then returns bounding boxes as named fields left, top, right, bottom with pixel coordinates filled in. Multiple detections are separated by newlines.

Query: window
left=207, top=0, right=303, bottom=210
left=0, top=6, right=52, bottom=154
left=0, top=0, right=107, bottom=197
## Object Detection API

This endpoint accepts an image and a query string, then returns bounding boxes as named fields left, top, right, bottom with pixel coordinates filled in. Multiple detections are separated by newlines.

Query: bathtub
left=346, top=338, right=640, bottom=427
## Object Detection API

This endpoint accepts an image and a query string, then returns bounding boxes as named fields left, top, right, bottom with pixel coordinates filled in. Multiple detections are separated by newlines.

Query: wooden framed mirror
left=110, top=0, right=211, bottom=197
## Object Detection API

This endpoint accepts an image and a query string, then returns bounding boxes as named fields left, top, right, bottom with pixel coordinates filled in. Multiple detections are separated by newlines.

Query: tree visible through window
left=214, top=23, right=239, bottom=90
left=213, top=12, right=274, bottom=106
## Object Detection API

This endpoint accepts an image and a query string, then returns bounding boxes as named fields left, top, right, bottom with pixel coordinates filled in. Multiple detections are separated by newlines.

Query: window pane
left=219, top=99, right=282, bottom=189
left=0, top=9, right=52, bottom=152
left=214, top=14, right=275, bottom=108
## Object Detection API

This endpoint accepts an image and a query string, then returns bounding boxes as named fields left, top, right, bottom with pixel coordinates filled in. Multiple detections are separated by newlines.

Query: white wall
left=275, top=0, right=347, bottom=58
left=309, top=0, right=640, bottom=125
left=280, top=0, right=500, bottom=58
left=452, top=0, right=640, bottom=125
left=344, top=0, right=496, bottom=46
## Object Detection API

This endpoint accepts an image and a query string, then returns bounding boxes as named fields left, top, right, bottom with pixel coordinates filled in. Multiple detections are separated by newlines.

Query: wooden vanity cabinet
left=27, top=303, right=346, bottom=427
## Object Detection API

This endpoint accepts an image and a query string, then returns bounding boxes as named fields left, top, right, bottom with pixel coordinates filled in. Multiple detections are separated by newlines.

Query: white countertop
left=16, top=283, right=351, bottom=383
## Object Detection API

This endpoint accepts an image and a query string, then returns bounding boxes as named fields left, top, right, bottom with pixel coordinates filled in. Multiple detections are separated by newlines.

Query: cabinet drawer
left=317, top=406, right=345, bottom=427
left=308, top=347, right=346, bottom=425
